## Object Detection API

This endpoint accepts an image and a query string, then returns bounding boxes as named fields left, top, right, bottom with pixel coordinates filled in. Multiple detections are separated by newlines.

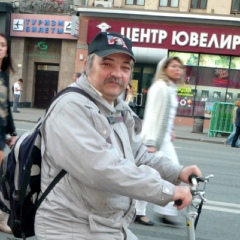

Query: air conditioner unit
left=94, top=1, right=113, bottom=8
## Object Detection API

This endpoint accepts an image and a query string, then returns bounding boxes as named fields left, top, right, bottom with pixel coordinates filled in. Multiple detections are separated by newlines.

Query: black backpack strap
left=36, top=87, right=95, bottom=209
left=37, top=87, right=125, bottom=208
left=36, top=169, right=67, bottom=209
left=46, top=87, right=96, bottom=113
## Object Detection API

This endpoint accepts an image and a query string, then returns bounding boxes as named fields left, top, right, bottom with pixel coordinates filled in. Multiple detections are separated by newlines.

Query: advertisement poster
left=205, top=102, right=214, bottom=118
left=177, top=87, right=195, bottom=115
left=130, top=79, right=138, bottom=98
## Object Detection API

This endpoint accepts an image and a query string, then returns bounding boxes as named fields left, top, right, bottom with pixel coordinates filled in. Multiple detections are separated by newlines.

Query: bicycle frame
left=182, top=174, right=214, bottom=240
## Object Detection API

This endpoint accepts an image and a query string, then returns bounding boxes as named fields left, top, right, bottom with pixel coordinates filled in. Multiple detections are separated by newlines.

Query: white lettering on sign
left=172, top=31, right=189, bottom=46
left=208, top=34, right=219, bottom=48
left=140, top=28, right=150, bottom=42
left=220, top=35, right=232, bottom=49
left=232, top=35, right=240, bottom=50
left=121, top=27, right=168, bottom=44
left=199, top=33, right=208, bottom=47
left=158, top=30, right=167, bottom=44
left=120, top=27, right=240, bottom=51
left=132, top=28, right=139, bottom=42
left=189, top=32, right=198, bottom=46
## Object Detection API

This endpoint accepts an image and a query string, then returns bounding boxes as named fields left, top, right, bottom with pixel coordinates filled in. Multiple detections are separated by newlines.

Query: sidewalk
left=12, top=108, right=226, bottom=145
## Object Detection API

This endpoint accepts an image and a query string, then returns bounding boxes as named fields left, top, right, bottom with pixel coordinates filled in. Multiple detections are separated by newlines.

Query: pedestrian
left=72, top=72, right=81, bottom=81
left=225, top=100, right=240, bottom=146
left=35, top=31, right=201, bottom=240
left=13, top=78, right=23, bottom=113
left=231, top=105, right=240, bottom=148
left=125, top=83, right=135, bottom=108
left=136, top=56, right=184, bottom=227
left=0, top=33, right=18, bottom=233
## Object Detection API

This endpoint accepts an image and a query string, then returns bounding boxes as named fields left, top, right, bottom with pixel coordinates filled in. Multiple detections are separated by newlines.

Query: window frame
left=159, top=0, right=179, bottom=7
left=125, top=0, right=145, bottom=5
left=190, top=0, right=207, bottom=9
left=231, top=0, right=240, bottom=13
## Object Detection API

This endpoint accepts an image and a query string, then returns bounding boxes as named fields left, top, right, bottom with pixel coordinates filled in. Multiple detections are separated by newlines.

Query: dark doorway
left=131, top=64, right=156, bottom=118
left=34, top=64, right=59, bottom=108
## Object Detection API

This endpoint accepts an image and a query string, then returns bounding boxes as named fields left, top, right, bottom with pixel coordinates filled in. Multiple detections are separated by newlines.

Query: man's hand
left=178, top=165, right=202, bottom=184
left=172, top=186, right=192, bottom=210
left=170, top=165, right=202, bottom=210
left=147, top=146, right=157, bottom=153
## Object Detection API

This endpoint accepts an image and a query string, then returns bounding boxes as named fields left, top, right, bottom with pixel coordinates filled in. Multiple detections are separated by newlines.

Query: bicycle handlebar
left=174, top=174, right=214, bottom=206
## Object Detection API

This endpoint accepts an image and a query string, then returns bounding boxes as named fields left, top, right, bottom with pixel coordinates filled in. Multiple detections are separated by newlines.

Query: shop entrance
left=34, top=64, right=59, bottom=108
left=131, top=64, right=156, bottom=119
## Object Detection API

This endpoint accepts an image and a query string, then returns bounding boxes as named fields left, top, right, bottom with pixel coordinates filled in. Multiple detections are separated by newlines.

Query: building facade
left=2, top=0, right=240, bottom=118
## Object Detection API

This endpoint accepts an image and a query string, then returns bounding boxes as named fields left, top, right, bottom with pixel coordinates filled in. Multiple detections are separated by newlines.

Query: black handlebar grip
left=188, top=174, right=198, bottom=184
left=174, top=199, right=182, bottom=206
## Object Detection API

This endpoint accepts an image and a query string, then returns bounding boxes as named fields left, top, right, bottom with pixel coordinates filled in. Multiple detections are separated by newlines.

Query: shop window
left=169, top=51, right=199, bottom=66
left=231, top=0, right=240, bottom=13
left=230, top=56, right=240, bottom=70
left=228, top=70, right=240, bottom=89
left=199, top=54, right=230, bottom=69
left=160, top=0, right=179, bottom=7
left=191, top=0, right=207, bottom=9
left=125, top=0, right=144, bottom=5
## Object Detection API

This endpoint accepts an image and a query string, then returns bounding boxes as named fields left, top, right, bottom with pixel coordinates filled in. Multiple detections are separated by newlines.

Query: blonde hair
left=153, top=56, right=185, bottom=85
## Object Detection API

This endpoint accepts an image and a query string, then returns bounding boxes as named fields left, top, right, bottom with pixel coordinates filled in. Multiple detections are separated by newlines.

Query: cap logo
left=107, top=35, right=128, bottom=49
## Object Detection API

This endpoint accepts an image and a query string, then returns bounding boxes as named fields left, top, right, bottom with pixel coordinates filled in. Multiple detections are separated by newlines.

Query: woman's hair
left=0, top=33, right=14, bottom=73
left=153, top=56, right=185, bottom=85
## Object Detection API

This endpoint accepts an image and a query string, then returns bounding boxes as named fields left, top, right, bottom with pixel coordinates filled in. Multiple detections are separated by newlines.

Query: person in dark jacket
left=231, top=106, right=240, bottom=148
left=0, top=33, right=18, bottom=233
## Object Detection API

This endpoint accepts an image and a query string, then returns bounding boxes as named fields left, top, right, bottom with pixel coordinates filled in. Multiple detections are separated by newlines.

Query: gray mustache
left=104, top=78, right=124, bottom=87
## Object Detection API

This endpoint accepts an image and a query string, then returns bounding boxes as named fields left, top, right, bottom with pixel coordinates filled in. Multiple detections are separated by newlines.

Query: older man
left=35, top=32, right=201, bottom=240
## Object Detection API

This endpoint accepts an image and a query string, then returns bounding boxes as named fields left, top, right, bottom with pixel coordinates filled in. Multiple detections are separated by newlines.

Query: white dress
left=136, top=81, right=179, bottom=217
left=153, top=81, right=179, bottom=216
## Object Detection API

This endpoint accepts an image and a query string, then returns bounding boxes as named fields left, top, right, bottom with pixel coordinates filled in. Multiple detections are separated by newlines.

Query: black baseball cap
left=88, top=32, right=136, bottom=62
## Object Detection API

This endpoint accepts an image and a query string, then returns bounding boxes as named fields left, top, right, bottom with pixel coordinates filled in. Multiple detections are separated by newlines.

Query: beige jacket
left=35, top=75, right=183, bottom=240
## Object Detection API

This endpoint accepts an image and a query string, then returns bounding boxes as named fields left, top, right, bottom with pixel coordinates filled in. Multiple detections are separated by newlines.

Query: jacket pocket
left=91, top=110, right=112, bottom=141
left=88, top=212, right=122, bottom=233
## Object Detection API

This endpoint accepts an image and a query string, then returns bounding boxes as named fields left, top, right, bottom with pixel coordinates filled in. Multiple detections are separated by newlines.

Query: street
left=0, top=122, right=239, bottom=240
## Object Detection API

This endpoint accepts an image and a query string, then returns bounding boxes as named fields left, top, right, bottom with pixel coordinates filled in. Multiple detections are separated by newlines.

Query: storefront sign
left=178, top=87, right=194, bottom=97
left=88, top=20, right=240, bottom=56
left=28, top=41, right=56, bottom=58
left=10, top=13, right=79, bottom=40
left=71, top=15, right=79, bottom=38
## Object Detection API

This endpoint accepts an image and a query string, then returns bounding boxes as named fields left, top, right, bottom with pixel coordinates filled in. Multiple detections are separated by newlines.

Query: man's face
left=87, top=53, right=132, bottom=104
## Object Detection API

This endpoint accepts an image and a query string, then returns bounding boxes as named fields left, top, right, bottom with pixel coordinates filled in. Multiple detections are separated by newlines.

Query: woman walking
left=135, top=56, right=184, bottom=227
left=0, top=33, right=18, bottom=233
left=225, top=100, right=240, bottom=146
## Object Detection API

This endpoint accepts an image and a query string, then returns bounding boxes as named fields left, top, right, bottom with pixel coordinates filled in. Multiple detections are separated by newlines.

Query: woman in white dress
left=135, top=56, right=184, bottom=226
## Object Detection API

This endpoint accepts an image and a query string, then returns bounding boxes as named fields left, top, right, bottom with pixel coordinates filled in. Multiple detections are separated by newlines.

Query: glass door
left=130, top=64, right=156, bottom=119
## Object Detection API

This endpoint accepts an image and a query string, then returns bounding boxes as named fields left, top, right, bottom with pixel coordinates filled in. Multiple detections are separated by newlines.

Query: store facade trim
left=80, top=18, right=240, bottom=119
left=10, top=13, right=78, bottom=40
left=9, top=13, right=79, bottom=109
left=88, top=20, right=240, bottom=55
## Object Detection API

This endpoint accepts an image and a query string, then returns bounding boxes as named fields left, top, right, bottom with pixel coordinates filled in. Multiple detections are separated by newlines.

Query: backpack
left=0, top=87, right=97, bottom=239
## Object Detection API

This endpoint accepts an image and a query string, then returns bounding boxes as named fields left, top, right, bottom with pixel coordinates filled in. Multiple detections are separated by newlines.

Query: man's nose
left=111, top=68, right=122, bottom=78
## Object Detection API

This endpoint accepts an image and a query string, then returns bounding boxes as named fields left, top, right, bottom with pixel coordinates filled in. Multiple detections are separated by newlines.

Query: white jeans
left=135, top=141, right=179, bottom=217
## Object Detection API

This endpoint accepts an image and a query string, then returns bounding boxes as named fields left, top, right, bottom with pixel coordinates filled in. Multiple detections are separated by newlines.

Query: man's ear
left=83, top=59, right=88, bottom=74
